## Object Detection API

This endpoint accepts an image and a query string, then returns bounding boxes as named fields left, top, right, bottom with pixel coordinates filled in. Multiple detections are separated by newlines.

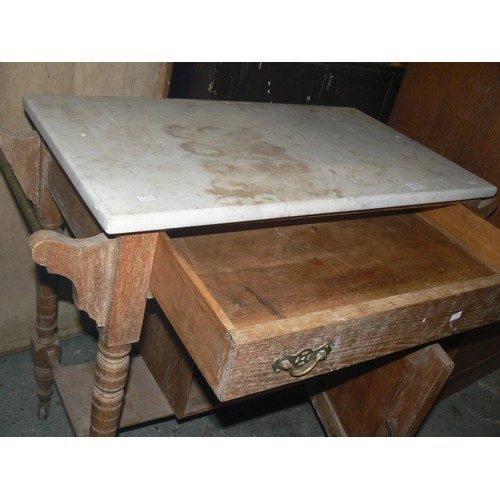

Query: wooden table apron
left=3, top=96, right=499, bottom=437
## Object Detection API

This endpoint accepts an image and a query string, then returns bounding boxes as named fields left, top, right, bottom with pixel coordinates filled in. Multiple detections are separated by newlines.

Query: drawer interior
left=169, top=210, right=493, bottom=328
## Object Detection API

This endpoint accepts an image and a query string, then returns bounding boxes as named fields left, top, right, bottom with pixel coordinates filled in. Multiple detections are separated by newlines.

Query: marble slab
left=24, top=95, right=496, bottom=234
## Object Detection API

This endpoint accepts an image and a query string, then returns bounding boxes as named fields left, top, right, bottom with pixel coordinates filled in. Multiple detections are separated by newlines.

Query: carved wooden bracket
left=29, top=230, right=118, bottom=327
left=29, top=229, right=159, bottom=346
left=0, top=128, right=40, bottom=205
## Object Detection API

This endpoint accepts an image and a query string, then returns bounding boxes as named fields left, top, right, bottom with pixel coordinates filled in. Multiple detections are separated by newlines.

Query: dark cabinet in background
left=169, top=62, right=406, bottom=123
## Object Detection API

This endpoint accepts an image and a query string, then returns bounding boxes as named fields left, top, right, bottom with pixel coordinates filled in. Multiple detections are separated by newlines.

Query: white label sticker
left=136, top=194, right=157, bottom=202
left=450, top=311, right=463, bottom=322
left=405, top=183, right=427, bottom=191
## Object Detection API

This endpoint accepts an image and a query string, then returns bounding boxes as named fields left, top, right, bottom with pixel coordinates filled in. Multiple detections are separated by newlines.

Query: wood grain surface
left=308, top=343, right=454, bottom=436
left=152, top=206, right=500, bottom=400
left=389, top=62, right=500, bottom=227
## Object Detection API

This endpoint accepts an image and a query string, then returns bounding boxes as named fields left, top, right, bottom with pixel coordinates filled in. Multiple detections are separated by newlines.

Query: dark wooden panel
left=169, top=62, right=405, bottom=123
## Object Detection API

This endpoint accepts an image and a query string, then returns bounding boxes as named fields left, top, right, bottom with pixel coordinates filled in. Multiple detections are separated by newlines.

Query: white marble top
left=24, top=95, right=496, bottom=234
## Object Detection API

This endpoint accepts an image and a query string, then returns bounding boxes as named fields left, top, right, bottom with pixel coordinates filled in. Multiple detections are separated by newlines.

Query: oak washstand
left=1, top=95, right=499, bottom=436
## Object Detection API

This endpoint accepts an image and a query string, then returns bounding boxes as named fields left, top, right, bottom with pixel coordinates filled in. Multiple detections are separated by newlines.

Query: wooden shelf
left=52, top=355, right=174, bottom=436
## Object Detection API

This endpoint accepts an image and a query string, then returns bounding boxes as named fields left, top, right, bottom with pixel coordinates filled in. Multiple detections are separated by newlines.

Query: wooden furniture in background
left=308, top=344, right=454, bottom=437
left=0, top=63, right=172, bottom=133
left=0, top=63, right=172, bottom=355
left=388, top=63, right=500, bottom=226
left=169, top=62, right=405, bottom=123
left=388, top=62, right=500, bottom=391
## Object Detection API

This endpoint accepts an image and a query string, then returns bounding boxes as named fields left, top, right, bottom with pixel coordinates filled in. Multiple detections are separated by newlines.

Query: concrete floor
left=1, top=331, right=499, bottom=437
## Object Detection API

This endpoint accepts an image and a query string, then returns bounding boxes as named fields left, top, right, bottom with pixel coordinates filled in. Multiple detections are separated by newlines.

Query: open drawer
left=149, top=204, right=500, bottom=401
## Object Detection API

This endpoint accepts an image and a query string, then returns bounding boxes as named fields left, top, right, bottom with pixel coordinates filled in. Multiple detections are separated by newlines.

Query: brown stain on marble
left=164, top=123, right=343, bottom=204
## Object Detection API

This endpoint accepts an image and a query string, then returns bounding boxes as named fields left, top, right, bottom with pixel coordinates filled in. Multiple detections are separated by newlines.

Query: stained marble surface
left=24, top=95, right=496, bottom=234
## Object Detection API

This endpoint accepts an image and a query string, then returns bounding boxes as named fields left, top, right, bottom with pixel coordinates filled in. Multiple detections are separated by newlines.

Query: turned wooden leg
left=90, top=339, right=132, bottom=437
left=29, top=142, right=64, bottom=420
left=30, top=266, right=61, bottom=420
left=29, top=230, right=159, bottom=436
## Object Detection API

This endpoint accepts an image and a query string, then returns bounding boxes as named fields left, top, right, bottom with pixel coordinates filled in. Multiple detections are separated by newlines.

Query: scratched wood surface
left=172, top=210, right=493, bottom=328
left=150, top=205, right=500, bottom=401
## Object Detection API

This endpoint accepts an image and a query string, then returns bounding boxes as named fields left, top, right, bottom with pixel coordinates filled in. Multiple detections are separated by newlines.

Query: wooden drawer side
left=418, top=204, right=500, bottom=272
left=150, top=232, right=235, bottom=391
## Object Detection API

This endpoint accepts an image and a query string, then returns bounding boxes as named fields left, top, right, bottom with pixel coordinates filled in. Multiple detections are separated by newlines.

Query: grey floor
left=1, top=331, right=499, bottom=437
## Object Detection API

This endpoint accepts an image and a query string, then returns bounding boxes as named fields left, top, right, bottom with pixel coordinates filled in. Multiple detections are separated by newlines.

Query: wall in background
left=0, top=63, right=172, bottom=354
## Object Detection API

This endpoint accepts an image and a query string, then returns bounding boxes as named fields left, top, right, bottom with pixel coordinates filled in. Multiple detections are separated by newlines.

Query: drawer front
left=220, top=277, right=500, bottom=400
left=150, top=205, right=500, bottom=401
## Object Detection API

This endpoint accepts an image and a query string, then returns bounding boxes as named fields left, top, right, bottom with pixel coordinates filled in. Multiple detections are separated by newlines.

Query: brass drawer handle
left=272, top=343, right=332, bottom=377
